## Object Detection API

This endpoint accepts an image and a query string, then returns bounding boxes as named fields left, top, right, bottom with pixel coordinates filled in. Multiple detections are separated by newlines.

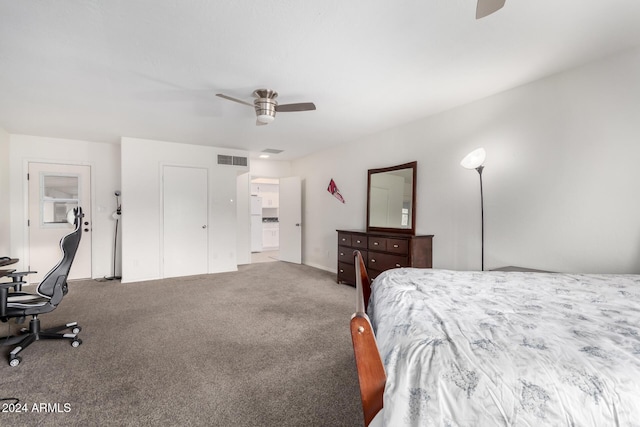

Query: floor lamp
left=105, top=191, right=122, bottom=280
left=461, top=148, right=486, bottom=271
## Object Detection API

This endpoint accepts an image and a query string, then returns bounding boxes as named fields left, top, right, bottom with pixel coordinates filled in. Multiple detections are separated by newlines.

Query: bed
left=349, top=251, right=640, bottom=426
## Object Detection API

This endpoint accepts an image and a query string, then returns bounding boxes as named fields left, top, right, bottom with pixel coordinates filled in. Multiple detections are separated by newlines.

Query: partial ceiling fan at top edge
left=476, top=0, right=506, bottom=19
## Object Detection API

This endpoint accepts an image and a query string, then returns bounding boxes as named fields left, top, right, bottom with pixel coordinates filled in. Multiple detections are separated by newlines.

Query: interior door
left=163, top=165, right=208, bottom=278
left=28, top=162, right=92, bottom=283
left=278, top=176, right=302, bottom=264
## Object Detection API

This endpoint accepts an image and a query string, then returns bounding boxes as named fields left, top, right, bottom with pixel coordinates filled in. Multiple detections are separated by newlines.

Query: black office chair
left=0, top=207, right=84, bottom=367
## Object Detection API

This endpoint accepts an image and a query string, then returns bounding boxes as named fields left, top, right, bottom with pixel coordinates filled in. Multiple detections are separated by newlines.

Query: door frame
left=21, top=159, right=96, bottom=279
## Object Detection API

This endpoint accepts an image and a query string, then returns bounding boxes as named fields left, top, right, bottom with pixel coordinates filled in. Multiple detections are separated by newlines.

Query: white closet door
left=278, top=176, right=301, bottom=264
left=163, top=166, right=208, bottom=278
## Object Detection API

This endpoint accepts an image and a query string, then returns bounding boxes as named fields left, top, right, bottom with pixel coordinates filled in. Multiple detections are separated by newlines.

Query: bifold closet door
left=162, top=166, right=208, bottom=278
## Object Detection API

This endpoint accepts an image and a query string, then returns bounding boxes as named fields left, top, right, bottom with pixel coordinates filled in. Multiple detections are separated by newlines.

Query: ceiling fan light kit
left=257, top=113, right=275, bottom=124
left=216, top=89, right=316, bottom=126
left=254, top=90, right=278, bottom=124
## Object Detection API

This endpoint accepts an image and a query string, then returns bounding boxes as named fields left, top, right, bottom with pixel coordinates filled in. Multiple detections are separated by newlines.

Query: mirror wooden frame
left=366, top=161, right=417, bottom=235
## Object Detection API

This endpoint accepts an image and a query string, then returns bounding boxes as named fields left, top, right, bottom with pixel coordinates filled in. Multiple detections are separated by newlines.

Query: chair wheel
left=9, top=356, right=21, bottom=367
left=72, top=326, right=82, bottom=334
left=71, top=339, right=82, bottom=348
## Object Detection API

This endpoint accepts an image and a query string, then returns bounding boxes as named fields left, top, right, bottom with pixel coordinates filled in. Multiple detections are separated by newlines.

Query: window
left=401, top=208, right=409, bottom=227
left=41, top=174, right=79, bottom=225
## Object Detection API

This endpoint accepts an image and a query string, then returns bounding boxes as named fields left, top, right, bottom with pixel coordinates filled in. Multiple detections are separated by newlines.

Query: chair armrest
left=6, top=271, right=36, bottom=291
left=0, top=279, right=26, bottom=316
left=7, top=270, right=36, bottom=280
left=0, top=282, right=15, bottom=317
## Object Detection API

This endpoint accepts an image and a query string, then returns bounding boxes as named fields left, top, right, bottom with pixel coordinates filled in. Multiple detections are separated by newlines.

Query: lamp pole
left=460, top=147, right=486, bottom=272
left=476, top=165, right=484, bottom=271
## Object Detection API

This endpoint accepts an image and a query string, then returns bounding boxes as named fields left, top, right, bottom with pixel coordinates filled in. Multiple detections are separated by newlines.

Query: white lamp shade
left=460, top=148, right=486, bottom=169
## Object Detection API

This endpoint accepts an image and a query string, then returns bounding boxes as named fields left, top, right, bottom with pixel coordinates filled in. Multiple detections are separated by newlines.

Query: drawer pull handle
left=393, top=244, right=399, bottom=248
left=371, top=259, right=376, bottom=263
left=341, top=238, right=346, bottom=241
left=356, top=240, right=361, bottom=243
left=339, top=269, right=344, bottom=273
left=340, top=252, right=344, bottom=256
left=395, top=263, right=401, bottom=267
left=374, top=242, right=379, bottom=245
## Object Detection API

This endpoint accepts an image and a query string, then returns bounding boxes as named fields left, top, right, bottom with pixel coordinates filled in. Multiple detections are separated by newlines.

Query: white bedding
left=368, top=268, right=640, bottom=426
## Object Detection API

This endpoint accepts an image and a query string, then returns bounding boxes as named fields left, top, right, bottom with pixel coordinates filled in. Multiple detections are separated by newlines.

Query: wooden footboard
left=351, top=250, right=385, bottom=426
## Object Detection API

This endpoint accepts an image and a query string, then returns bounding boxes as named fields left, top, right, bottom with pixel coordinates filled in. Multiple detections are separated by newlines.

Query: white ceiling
left=1, top=1, right=639, bottom=161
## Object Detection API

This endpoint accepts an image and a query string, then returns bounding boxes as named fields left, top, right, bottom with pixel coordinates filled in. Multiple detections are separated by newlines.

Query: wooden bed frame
left=350, top=250, right=385, bottom=426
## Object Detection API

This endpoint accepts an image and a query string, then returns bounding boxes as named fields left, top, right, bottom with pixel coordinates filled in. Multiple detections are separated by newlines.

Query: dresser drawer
left=337, top=262, right=355, bottom=285
left=351, top=235, right=368, bottom=249
left=368, top=237, right=386, bottom=251
left=368, top=268, right=382, bottom=281
left=386, top=238, right=408, bottom=255
left=368, top=252, right=409, bottom=271
left=337, top=246, right=352, bottom=264
left=337, top=232, right=352, bottom=246
left=338, top=247, right=367, bottom=265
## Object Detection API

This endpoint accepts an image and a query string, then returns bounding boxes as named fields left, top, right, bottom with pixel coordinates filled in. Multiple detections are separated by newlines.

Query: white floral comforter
left=368, top=268, right=640, bottom=426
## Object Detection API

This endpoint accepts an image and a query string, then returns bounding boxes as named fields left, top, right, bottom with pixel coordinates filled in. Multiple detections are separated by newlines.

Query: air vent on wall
left=217, top=155, right=248, bottom=167
left=218, top=155, right=233, bottom=165
left=233, top=156, right=247, bottom=166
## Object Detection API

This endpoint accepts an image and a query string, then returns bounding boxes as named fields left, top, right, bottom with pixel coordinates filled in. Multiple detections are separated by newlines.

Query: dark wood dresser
left=336, top=230, right=433, bottom=285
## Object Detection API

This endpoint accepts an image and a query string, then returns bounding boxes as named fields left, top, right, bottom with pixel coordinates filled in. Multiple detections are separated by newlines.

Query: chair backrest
left=37, top=207, right=83, bottom=305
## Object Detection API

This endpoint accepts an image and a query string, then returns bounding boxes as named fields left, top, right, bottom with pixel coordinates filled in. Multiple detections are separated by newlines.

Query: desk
left=0, top=257, right=19, bottom=268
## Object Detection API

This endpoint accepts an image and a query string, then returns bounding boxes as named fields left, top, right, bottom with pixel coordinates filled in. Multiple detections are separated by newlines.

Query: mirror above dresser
left=367, top=161, right=416, bottom=235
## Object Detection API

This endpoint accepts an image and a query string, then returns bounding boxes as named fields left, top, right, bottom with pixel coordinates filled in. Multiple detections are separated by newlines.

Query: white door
left=163, top=166, right=208, bottom=278
left=278, top=176, right=302, bottom=264
left=28, top=162, right=92, bottom=283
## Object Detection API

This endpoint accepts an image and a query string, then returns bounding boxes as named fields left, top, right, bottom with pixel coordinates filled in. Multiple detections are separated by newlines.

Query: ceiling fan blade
left=216, top=93, right=254, bottom=107
left=476, top=0, right=505, bottom=19
left=275, top=102, right=316, bottom=112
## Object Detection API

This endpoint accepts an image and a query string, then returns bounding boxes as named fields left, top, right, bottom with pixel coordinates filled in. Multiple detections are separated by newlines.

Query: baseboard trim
left=303, top=261, right=336, bottom=274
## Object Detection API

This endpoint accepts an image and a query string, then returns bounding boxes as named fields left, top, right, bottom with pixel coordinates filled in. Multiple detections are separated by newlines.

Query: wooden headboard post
left=354, top=250, right=371, bottom=313
left=351, top=250, right=385, bottom=426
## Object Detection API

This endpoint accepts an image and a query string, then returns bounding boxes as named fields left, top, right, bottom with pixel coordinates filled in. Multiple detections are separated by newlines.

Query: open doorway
left=250, top=177, right=279, bottom=263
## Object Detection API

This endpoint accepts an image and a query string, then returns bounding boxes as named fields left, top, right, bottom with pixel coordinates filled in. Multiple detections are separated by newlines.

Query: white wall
left=250, top=159, right=292, bottom=179
left=120, top=137, right=249, bottom=282
left=8, top=134, right=121, bottom=277
left=294, top=46, right=640, bottom=274
left=0, top=127, right=9, bottom=255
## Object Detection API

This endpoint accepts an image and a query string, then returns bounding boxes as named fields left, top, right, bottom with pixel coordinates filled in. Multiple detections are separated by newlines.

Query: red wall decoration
left=327, top=179, right=345, bottom=203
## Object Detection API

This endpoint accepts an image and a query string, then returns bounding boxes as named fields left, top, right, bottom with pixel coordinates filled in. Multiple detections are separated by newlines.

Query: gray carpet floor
left=1, top=262, right=363, bottom=426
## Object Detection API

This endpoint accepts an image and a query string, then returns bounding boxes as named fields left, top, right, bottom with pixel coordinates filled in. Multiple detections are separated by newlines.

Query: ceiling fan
left=476, top=0, right=506, bottom=19
left=216, top=89, right=316, bottom=126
